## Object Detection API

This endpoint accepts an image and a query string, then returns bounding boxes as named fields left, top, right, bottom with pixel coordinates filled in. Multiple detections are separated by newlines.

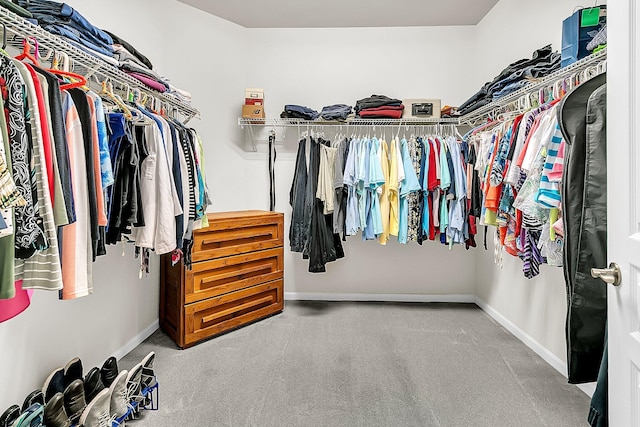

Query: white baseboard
left=113, top=319, right=159, bottom=361
left=475, top=297, right=595, bottom=397
left=285, top=292, right=477, bottom=303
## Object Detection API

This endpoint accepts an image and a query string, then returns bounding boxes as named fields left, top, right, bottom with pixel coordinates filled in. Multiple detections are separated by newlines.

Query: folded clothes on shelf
left=355, top=95, right=402, bottom=114
left=104, top=29, right=154, bottom=70
left=358, top=104, right=404, bottom=119
left=458, top=45, right=560, bottom=115
left=17, top=0, right=114, bottom=55
left=320, top=104, right=352, bottom=121
left=0, top=0, right=32, bottom=18
left=126, top=72, right=168, bottom=93
left=281, top=105, right=320, bottom=120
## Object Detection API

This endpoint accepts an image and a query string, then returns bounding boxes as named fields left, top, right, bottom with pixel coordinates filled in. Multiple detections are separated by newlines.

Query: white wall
left=473, top=0, right=605, bottom=365
left=243, top=26, right=479, bottom=297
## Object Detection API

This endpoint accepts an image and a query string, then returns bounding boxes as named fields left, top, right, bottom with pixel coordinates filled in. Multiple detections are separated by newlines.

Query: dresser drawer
left=185, top=247, right=283, bottom=304
left=192, top=213, right=283, bottom=262
left=184, top=279, right=283, bottom=347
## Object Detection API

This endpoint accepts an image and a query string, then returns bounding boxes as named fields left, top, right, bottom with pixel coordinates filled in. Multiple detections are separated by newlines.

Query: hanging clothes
left=0, top=54, right=207, bottom=322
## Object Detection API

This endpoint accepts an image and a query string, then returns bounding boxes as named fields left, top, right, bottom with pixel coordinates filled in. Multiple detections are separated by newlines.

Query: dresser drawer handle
left=200, top=264, right=272, bottom=284
left=201, top=231, right=274, bottom=246
left=201, top=296, right=274, bottom=324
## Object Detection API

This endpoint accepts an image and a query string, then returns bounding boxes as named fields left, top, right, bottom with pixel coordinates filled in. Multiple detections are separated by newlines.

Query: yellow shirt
left=388, top=137, right=401, bottom=237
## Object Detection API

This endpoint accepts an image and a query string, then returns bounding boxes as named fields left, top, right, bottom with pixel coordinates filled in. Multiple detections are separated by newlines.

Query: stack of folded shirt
left=281, top=105, right=319, bottom=120
left=17, top=0, right=116, bottom=63
left=319, top=104, right=352, bottom=121
left=16, top=0, right=194, bottom=104
left=458, top=45, right=561, bottom=114
left=355, top=95, right=404, bottom=119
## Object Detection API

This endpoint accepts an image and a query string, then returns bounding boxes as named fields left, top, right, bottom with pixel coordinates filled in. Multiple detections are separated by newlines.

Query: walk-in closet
left=1, top=0, right=635, bottom=426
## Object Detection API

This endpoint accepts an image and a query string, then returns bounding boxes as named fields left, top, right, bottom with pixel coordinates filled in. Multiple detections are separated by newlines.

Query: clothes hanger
left=101, top=79, right=133, bottom=120
left=15, top=37, right=41, bottom=65
left=47, top=51, right=88, bottom=91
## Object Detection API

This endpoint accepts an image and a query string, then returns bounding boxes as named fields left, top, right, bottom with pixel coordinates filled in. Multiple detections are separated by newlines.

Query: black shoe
left=42, top=367, right=65, bottom=403
left=63, top=379, right=86, bottom=424
left=21, top=390, right=44, bottom=412
left=63, top=357, right=83, bottom=388
left=100, top=356, right=118, bottom=388
left=43, top=393, right=71, bottom=427
left=83, top=367, right=106, bottom=404
left=0, top=405, right=20, bottom=427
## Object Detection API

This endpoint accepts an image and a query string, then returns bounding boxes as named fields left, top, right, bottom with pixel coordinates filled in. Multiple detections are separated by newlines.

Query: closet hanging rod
left=0, top=6, right=200, bottom=123
left=238, top=117, right=461, bottom=128
left=459, top=48, right=607, bottom=125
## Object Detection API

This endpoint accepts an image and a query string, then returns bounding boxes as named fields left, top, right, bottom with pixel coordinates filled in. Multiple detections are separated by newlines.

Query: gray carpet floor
left=120, top=302, right=590, bottom=427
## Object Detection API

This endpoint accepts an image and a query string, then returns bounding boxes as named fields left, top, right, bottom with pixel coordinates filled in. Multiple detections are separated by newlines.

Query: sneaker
left=63, top=379, right=86, bottom=424
left=125, top=364, right=143, bottom=417
left=78, top=389, right=113, bottom=427
left=140, top=351, right=157, bottom=391
left=0, top=405, right=20, bottom=427
left=109, top=370, right=129, bottom=421
left=43, top=393, right=71, bottom=427
left=100, top=357, right=118, bottom=388
left=22, top=390, right=44, bottom=412
left=42, top=367, right=65, bottom=403
left=63, top=358, right=83, bottom=388
left=12, top=403, right=44, bottom=427
left=83, top=367, right=105, bottom=404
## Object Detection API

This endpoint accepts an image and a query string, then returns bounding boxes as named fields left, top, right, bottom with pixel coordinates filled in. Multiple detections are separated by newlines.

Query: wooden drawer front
left=186, top=248, right=283, bottom=303
left=192, top=216, right=283, bottom=262
left=184, top=280, right=283, bottom=346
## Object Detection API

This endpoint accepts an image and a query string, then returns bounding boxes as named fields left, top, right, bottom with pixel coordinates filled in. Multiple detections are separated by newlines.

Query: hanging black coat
left=559, top=73, right=607, bottom=384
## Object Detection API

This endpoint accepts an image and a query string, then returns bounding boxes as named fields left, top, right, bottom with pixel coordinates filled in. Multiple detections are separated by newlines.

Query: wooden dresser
left=160, top=211, right=284, bottom=348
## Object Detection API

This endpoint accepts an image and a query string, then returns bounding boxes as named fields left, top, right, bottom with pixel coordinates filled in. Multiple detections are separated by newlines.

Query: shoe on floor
left=109, top=370, right=129, bottom=421
left=63, top=357, right=83, bottom=388
left=63, top=379, right=86, bottom=424
left=140, top=351, right=157, bottom=390
left=43, top=393, right=71, bottom=427
left=100, top=356, right=118, bottom=388
left=21, top=390, right=44, bottom=412
left=125, top=363, right=143, bottom=417
left=0, top=405, right=20, bottom=427
left=42, top=367, right=65, bottom=403
left=83, top=367, right=105, bottom=404
left=78, top=388, right=112, bottom=427
left=13, top=403, right=44, bottom=427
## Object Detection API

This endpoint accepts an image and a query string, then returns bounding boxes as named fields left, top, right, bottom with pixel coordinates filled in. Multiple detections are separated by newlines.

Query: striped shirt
left=536, top=121, right=564, bottom=208
left=13, top=60, right=63, bottom=291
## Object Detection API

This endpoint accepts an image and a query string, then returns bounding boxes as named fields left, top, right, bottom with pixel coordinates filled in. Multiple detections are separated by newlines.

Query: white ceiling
left=178, top=0, right=500, bottom=28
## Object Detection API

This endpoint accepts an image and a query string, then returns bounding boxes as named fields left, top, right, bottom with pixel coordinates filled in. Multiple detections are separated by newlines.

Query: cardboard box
left=245, top=88, right=264, bottom=100
left=242, top=104, right=265, bottom=119
left=402, top=99, right=442, bottom=119
left=245, top=98, right=263, bottom=106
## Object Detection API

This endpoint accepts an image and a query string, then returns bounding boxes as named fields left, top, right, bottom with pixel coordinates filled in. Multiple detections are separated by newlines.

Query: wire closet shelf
left=0, top=6, right=200, bottom=123
left=238, top=117, right=460, bottom=128
left=458, top=48, right=607, bottom=125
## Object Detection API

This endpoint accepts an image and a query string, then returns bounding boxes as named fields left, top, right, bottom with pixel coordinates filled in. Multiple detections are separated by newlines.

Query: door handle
left=591, top=262, right=622, bottom=286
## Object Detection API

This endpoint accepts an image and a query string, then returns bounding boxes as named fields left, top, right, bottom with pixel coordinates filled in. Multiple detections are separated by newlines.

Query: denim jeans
left=320, top=104, right=352, bottom=120
left=18, top=0, right=113, bottom=46
left=44, top=24, right=114, bottom=56
left=284, top=105, right=319, bottom=120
